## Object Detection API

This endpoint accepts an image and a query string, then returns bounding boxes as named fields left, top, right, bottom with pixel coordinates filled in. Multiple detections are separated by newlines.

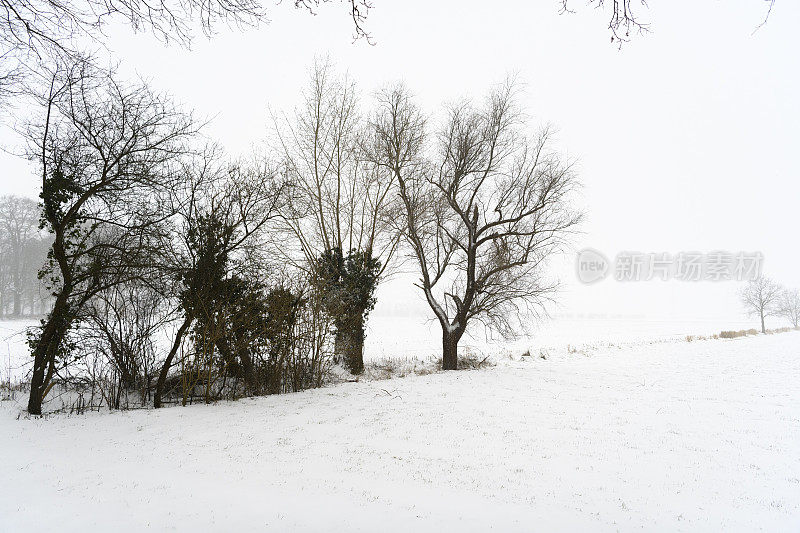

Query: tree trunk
left=237, top=350, right=260, bottom=396
left=442, top=328, right=463, bottom=370
left=27, top=367, right=46, bottom=415
left=347, top=326, right=365, bottom=375
left=761, top=312, right=766, bottom=334
left=154, top=315, right=193, bottom=408
left=12, top=290, right=21, bottom=317
left=266, top=346, right=283, bottom=395
left=214, top=337, right=260, bottom=396
left=27, top=292, right=71, bottom=415
left=335, top=320, right=365, bottom=375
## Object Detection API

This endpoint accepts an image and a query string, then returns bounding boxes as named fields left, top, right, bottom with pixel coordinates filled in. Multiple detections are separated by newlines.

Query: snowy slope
left=2, top=332, right=799, bottom=531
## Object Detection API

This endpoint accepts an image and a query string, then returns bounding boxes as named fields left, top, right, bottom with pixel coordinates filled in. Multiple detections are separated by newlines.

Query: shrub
left=719, top=328, right=766, bottom=339
left=363, top=356, right=439, bottom=380
left=458, top=349, right=494, bottom=369
left=719, top=330, right=746, bottom=339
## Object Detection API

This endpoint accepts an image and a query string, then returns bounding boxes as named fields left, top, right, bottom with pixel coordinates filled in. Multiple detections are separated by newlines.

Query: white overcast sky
left=1, top=0, right=798, bottom=324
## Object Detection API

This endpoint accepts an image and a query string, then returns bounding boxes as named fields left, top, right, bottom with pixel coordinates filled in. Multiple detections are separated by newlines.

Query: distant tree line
left=0, top=195, right=53, bottom=317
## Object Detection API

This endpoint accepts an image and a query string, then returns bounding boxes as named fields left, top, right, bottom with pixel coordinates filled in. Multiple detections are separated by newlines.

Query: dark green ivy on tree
left=314, top=248, right=380, bottom=374
left=25, top=61, right=194, bottom=415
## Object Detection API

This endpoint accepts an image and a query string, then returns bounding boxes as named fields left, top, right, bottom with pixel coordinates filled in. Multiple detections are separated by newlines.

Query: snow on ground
left=2, top=331, right=799, bottom=531
left=2, top=315, right=759, bottom=384
left=364, top=314, right=758, bottom=361
left=0, top=319, right=37, bottom=385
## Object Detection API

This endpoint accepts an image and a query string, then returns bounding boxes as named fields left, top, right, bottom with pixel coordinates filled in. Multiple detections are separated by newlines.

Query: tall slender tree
left=273, top=60, right=399, bottom=374
left=23, top=59, right=196, bottom=414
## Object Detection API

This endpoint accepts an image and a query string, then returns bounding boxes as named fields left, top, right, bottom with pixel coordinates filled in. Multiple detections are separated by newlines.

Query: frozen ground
left=2, top=330, right=799, bottom=531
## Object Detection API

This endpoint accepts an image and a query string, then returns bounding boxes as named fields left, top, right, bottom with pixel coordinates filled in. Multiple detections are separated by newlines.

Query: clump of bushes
left=719, top=329, right=760, bottom=339
left=458, top=349, right=494, bottom=369
left=363, top=357, right=438, bottom=381
left=717, top=326, right=798, bottom=339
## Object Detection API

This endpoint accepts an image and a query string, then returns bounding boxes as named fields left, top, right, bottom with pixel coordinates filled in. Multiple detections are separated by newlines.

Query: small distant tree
left=740, top=276, right=782, bottom=334
left=371, top=81, right=581, bottom=370
left=780, top=287, right=800, bottom=328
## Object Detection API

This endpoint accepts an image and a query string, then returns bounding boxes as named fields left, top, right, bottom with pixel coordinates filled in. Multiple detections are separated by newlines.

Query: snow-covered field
left=0, top=319, right=38, bottom=386
left=2, top=329, right=799, bottom=531
left=2, top=315, right=759, bottom=385
left=364, top=314, right=758, bottom=361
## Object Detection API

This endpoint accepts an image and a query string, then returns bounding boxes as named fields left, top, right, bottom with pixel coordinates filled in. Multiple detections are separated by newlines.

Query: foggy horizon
left=3, top=0, right=797, bottom=326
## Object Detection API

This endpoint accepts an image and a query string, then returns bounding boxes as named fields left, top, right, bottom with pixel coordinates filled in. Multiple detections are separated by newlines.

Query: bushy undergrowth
left=359, top=348, right=495, bottom=382
left=362, top=357, right=438, bottom=380
left=719, top=329, right=759, bottom=339
left=706, top=326, right=797, bottom=340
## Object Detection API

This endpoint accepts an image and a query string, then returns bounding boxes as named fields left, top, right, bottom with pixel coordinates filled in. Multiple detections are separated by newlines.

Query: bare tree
left=371, top=81, right=582, bottom=370
left=22, top=58, right=197, bottom=415
left=273, top=59, right=399, bottom=374
left=1, top=0, right=372, bottom=51
left=740, top=276, right=782, bottom=334
left=0, top=48, right=22, bottom=114
left=559, top=0, right=649, bottom=43
left=780, top=287, right=800, bottom=328
left=83, top=279, right=174, bottom=403
left=0, top=0, right=372, bottom=105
